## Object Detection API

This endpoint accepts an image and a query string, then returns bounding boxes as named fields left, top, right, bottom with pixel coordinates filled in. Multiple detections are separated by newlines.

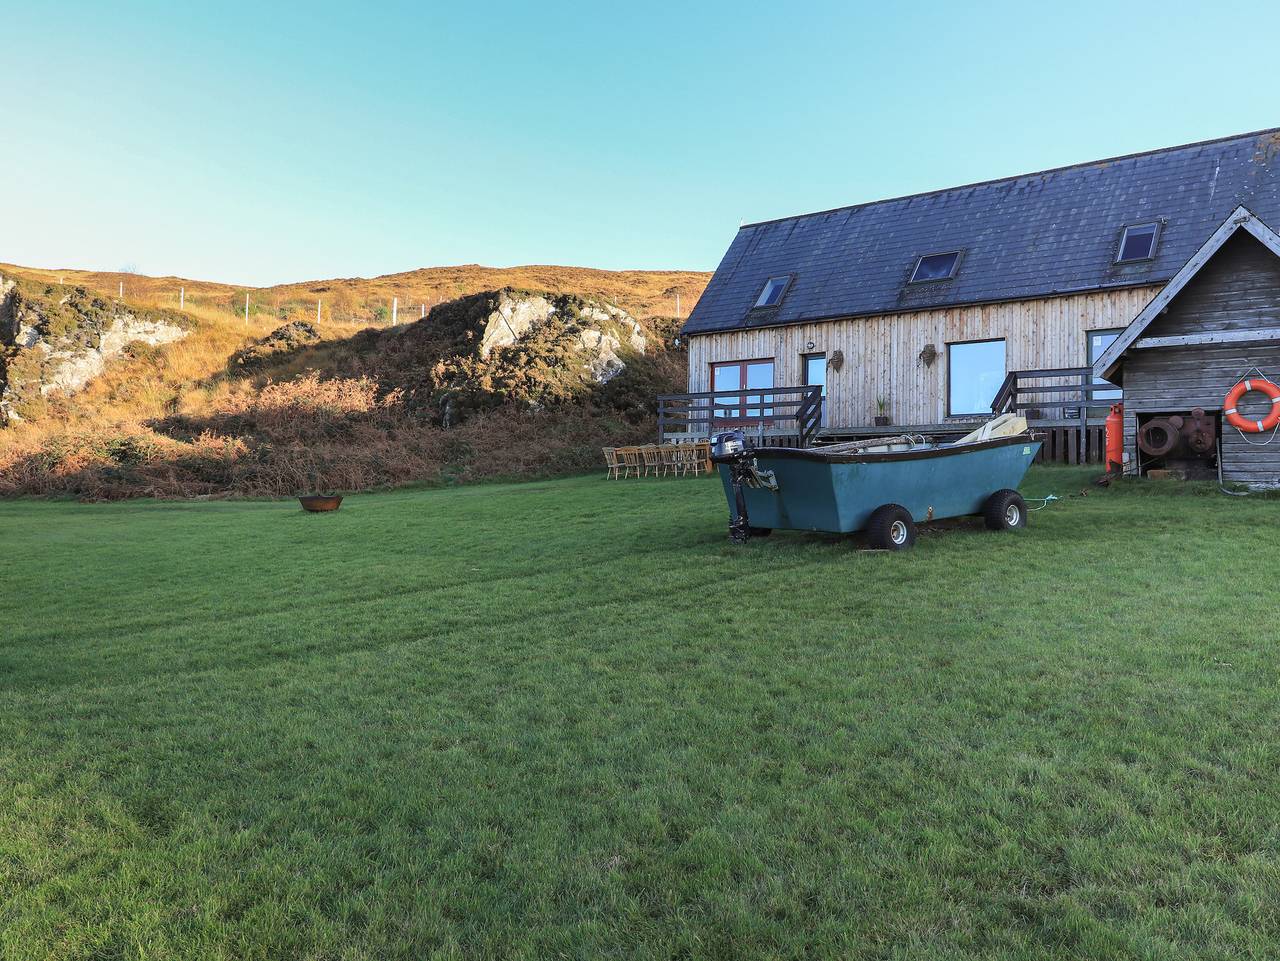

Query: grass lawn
left=3, top=467, right=1279, bottom=959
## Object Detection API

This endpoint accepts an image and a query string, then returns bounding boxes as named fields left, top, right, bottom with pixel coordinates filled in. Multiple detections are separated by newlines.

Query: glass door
left=802, top=352, right=827, bottom=425
left=711, top=359, right=775, bottom=426
left=744, top=360, right=775, bottom=421
left=711, top=362, right=743, bottom=419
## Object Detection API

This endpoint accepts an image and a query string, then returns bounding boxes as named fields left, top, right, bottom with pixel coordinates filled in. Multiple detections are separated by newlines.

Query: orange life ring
left=1224, top=378, right=1280, bottom=433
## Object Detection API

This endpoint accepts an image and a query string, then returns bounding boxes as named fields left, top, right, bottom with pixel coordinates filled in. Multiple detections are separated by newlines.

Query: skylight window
left=755, top=276, right=791, bottom=308
left=909, top=251, right=962, bottom=283
left=1116, top=222, right=1159, bottom=263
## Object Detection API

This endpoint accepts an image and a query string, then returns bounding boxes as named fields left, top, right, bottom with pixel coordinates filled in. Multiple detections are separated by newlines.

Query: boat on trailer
left=711, top=414, right=1042, bottom=550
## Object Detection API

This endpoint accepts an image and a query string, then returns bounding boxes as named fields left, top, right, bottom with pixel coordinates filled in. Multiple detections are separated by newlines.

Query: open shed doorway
left=1134, top=410, right=1220, bottom=479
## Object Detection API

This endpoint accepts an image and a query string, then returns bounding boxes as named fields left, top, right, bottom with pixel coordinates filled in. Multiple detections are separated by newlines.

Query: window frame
left=802, top=351, right=827, bottom=426
left=909, top=250, right=964, bottom=284
left=710, top=357, right=777, bottom=424
left=945, top=337, right=1007, bottom=418
left=754, top=275, right=792, bottom=308
left=1087, top=326, right=1125, bottom=402
left=1115, top=221, right=1161, bottom=264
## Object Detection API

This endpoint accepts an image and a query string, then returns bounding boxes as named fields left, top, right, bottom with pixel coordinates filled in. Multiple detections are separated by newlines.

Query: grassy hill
left=0, top=261, right=708, bottom=326
left=0, top=261, right=708, bottom=498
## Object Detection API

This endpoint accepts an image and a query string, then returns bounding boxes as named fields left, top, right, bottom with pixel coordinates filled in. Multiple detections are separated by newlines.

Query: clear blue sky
left=4, top=0, right=1278, bottom=287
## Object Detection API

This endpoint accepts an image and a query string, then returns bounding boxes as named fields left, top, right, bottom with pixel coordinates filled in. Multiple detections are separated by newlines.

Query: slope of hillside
left=1, top=276, right=193, bottom=422
left=0, top=261, right=697, bottom=499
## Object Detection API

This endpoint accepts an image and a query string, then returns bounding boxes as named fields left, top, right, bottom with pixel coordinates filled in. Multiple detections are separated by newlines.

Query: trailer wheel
left=867, top=504, right=916, bottom=550
left=983, top=489, right=1028, bottom=531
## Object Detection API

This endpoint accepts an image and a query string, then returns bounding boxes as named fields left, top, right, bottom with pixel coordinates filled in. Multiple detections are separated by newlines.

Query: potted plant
left=874, top=396, right=891, bottom=427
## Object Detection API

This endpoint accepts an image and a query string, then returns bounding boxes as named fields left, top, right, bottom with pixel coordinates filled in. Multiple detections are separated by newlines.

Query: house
left=671, top=128, right=1280, bottom=462
left=1095, top=206, right=1280, bottom=485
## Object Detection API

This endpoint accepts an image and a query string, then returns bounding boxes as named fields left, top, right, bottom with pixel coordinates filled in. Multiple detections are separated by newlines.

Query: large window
left=802, top=352, right=827, bottom=425
left=711, top=359, right=775, bottom=422
left=947, top=339, right=1006, bottom=416
left=1088, top=327, right=1124, bottom=402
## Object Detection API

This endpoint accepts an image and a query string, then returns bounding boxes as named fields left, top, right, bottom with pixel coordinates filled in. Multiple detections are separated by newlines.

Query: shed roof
left=683, top=128, right=1280, bottom=337
left=1093, top=206, right=1280, bottom=385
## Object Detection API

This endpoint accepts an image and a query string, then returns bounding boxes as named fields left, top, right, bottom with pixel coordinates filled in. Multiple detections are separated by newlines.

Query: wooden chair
left=694, top=440, right=713, bottom=475
left=641, top=445, right=662, bottom=478
left=601, top=447, right=623, bottom=480
left=659, top=444, right=681, bottom=477
left=676, top=443, right=697, bottom=477
left=618, top=446, right=643, bottom=478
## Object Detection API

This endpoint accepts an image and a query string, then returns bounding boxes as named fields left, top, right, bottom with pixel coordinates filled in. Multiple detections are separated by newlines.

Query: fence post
left=392, top=297, right=398, bottom=325
left=180, top=287, right=185, bottom=310
left=1080, top=369, right=1089, bottom=462
left=244, top=293, right=249, bottom=327
left=119, top=281, right=123, bottom=299
left=317, top=299, right=322, bottom=323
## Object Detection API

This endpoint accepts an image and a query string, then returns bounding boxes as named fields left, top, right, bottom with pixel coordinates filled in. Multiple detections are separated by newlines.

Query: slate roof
left=1093, top=205, right=1280, bottom=385
left=683, top=128, right=1280, bottom=337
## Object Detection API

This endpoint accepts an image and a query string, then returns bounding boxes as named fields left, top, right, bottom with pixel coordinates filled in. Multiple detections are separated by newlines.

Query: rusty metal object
left=1138, top=408, right=1218, bottom=459
left=1184, top=407, right=1216, bottom=454
left=299, top=494, right=343, bottom=512
left=1138, top=419, right=1179, bottom=456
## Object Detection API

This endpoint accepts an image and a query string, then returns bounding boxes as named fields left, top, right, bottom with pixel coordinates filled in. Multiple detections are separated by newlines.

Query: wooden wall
left=1120, top=232, right=1280, bottom=485
left=686, top=286, right=1160, bottom=427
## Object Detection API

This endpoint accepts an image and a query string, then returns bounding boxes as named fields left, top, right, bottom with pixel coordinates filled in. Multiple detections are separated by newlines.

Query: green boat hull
left=718, top=435, right=1042, bottom=534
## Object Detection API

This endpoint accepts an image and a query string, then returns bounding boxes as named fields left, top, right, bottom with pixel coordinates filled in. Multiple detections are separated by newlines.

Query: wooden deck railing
left=991, top=367, right=1121, bottom=422
left=991, top=367, right=1122, bottom=464
left=657, top=385, right=823, bottom=447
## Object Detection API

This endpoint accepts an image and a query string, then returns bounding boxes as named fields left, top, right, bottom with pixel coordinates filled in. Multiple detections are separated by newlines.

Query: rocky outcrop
left=473, top=289, right=646, bottom=383
left=311, top=288, right=654, bottom=427
left=1, top=279, right=188, bottom=423
left=426, top=289, right=650, bottom=425
left=478, top=293, right=556, bottom=358
left=230, top=320, right=321, bottom=371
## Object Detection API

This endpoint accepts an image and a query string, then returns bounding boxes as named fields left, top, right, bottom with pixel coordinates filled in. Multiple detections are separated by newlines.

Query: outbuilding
left=1095, top=206, right=1280, bottom=486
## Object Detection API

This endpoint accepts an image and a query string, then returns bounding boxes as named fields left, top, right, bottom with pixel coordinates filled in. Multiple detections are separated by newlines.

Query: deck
left=658, top=367, right=1120, bottom=464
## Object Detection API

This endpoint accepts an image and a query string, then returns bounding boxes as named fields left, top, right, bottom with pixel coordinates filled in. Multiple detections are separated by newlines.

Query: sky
left=3, top=0, right=1280, bottom=287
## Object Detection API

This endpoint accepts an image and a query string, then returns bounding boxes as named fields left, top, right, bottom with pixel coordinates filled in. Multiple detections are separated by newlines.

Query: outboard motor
left=709, top=430, right=776, bottom=544
left=711, top=429, right=747, bottom=460
left=710, top=430, right=752, bottom=542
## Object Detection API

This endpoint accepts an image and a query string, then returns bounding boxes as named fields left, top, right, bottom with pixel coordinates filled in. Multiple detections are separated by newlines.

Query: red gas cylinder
left=1105, top=403, right=1124, bottom=473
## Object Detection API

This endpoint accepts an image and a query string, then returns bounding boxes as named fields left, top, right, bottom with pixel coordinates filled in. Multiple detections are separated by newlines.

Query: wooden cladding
left=1118, top=231, right=1280, bottom=484
left=685, top=287, right=1160, bottom=427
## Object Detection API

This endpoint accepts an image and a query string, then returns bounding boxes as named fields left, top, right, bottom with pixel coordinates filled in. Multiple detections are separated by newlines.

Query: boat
left=711, top=414, right=1042, bottom=549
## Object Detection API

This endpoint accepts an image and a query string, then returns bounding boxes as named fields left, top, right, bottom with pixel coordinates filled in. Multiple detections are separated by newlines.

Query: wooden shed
left=1095, top=206, right=1280, bottom=486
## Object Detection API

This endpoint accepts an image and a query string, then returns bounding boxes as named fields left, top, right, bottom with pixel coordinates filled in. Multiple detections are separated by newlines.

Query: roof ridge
left=741, top=126, right=1280, bottom=230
